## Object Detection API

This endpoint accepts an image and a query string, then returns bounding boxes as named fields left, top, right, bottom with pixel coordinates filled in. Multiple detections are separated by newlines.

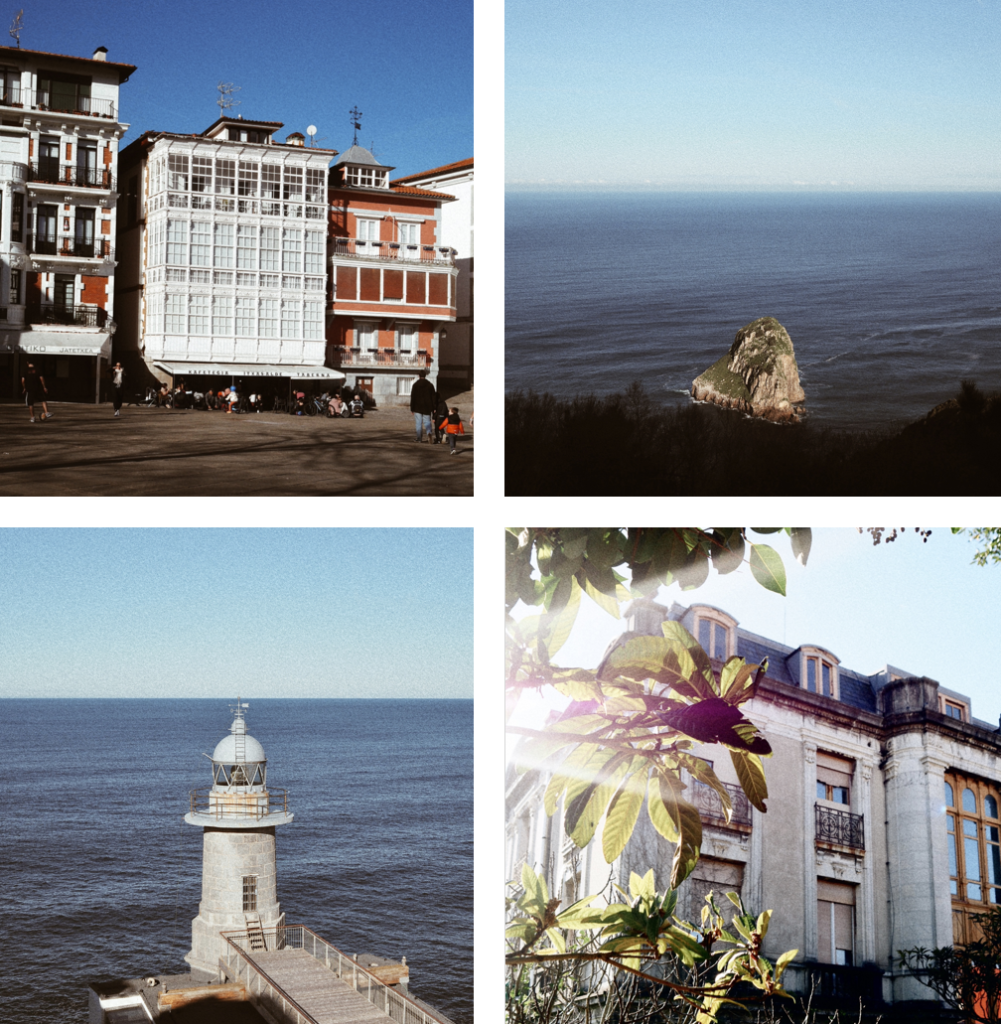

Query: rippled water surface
left=1, top=699, right=472, bottom=1024
left=506, top=191, right=1001, bottom=430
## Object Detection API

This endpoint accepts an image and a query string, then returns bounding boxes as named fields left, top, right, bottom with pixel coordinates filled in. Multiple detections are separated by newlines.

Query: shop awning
left=154, top=361, right=345, bottom=380
left=19, top=331, right=112, bottom=357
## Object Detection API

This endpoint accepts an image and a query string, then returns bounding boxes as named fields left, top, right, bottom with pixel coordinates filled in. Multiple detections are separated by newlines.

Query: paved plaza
left=0, top=400, right=473, bottom=496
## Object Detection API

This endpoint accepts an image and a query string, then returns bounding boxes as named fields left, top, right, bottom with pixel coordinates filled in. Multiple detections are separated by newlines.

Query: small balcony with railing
left=26, top=304, right=109, bottom=329
left=28, top=236, right=114, bottom=261
left=691, top=779, right=753, bottom=833
left=333, top=237, right=456, bottom=266
left=331, top=347, right=432, bottom=370
left=29, top=159, right=116, bottom=191
left=0, top=85, right=117, bottom=120
left=815, top=804, right=865, bottom=853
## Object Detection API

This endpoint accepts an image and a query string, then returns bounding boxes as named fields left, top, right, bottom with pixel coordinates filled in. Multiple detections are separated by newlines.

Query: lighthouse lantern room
left=184, top=698, right=293, bottom=979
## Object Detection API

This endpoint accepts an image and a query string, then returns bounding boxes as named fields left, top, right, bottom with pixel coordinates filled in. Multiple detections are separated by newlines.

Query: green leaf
left=649, top=773, right=702, bottom=888
left=602, top=771, right=647, bottom=863
left=749, top=527, right=782, bottom=534
left=710, top=529, right=745, bottom=575
left=566, top=755, right=632, bottom=849
left=647, top=772, right=681, bottom=843
left=541, top=575, right=582, bottom=657
left=629, top=868, right=657, bottom=901
left=790, top=527, right=812, bottom=567
left=730, top=748, right=769, bottom=812
left=677, top=546, right=711, bottom=591
left=581, top=566, right=620, bottom=619
left=544, top=927, right=566, bottom=953
left=521, top=863, right=548, bottom=908
left=748, top=542, right=787, bottom=596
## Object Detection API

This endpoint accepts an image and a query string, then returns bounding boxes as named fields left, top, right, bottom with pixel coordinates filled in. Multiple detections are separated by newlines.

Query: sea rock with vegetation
left=692, top=316, right=806, bottom=423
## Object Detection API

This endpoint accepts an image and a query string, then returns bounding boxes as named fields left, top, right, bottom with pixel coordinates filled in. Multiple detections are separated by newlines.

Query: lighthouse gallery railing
left=221, top=924, right=453, bottom=1024
left=189, top=787, right=289, bottom=821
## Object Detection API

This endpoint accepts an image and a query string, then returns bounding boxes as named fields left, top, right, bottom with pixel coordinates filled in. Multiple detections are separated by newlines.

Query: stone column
left=857, top=761, right=877, bottom=964
left=802, top=742, right=818, bottom=960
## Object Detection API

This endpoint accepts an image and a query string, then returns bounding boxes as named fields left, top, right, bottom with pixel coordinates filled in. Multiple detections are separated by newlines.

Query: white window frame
left=690, top=606, right=736, bottom=662
left=801, top=647, right=839, bottom=699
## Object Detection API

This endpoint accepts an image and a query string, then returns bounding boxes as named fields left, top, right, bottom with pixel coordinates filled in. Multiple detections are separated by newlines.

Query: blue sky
left=0, top=529, right=472, bottom=698
left=13, top=0, right=472, bottom=176
left=510, top=528, right=1001, bottom=729
left=506, top=0, right=1001, bottom=191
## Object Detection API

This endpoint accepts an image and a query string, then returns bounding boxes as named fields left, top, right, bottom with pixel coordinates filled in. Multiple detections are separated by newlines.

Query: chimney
left=92, top=46, right=107, bottom=61
left=286, top=132, right=304, bottom=147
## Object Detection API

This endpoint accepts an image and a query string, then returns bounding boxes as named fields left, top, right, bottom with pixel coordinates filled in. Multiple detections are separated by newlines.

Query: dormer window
left=801, top=647, right=839, bottom=699
left=344, top=166, right=388, bottom=189
left=941, top=697, right=968, bottom=722
left=690, top=607, right=735, bottom=661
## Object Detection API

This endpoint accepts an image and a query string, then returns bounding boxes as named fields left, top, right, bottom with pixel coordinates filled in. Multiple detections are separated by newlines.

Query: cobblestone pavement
left=0, top=403, right=473, bottom=496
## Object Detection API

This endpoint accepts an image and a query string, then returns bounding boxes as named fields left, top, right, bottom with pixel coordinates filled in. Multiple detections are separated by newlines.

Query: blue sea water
left=506, top=191, right=1001, bottom=430
left=0, top=699, right=472, bottom=1024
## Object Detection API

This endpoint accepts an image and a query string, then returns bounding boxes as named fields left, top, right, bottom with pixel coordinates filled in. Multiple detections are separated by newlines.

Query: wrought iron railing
left=815, top=804, right=864, bottom=850
left=189, top=787, right=289, bottom=821
left=29, top=237, right=114, bottom=259
left=0, top=87, right=117, bottom=119
left=333, top=237, right=456, bottom=266
left=691, top=780, right=752, bottom=829
left=27, top=304, right=108, bottom=328
left=786, top=962, right=883, bottom=1006
left=29, top=160, right=116, bottom=190
left=332, top=347, right=431, bottom=369
left=221, top=924, right=452, bottom=1024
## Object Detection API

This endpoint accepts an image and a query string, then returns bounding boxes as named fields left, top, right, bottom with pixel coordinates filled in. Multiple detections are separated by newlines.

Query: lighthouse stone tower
left=184, top=699, right=293, bottom=979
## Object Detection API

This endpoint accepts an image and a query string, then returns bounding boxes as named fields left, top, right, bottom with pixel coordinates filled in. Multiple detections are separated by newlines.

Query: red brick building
left=327, top=145, right=458, bottom=406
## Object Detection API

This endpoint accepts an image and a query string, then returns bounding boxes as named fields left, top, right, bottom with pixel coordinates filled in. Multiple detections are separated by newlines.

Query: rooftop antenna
left=9, top=8, right=22, bottom=47
left=349, top=105, right=362, bottom=146
left=217, top=82, right=242, bottom=114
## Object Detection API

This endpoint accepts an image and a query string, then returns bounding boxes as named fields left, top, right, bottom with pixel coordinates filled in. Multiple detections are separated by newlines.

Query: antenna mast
left=349, top=105, right=363, bottom=146
left=9, top=9, right=23, bottom=48
left=217, top=82, right=242, bottom=114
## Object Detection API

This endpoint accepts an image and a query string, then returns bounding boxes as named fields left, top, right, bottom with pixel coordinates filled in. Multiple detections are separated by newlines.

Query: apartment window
left=74, top=208, right=95, bottom=256
left=168, top=153, right=189, bottom=191
left=9, top=268, right=20, bottom=305
left=304, top=300, right=322, bottom=340
left=235, top=296, right=255, bottom=336
left=165, top=293, right=186, bottom=333
left=942, top=698, right=968, bottom=721
left=236, top=225, right=257, bottom=269
left=816, top=752, right=852, bottom=805
left=357, top=218, right=380, bottom=248
left=398, top=324, right=417, bottom=353
left=38, top=73, right=91, bottom=114
left=191, top=156, right=212, bottom=193
left=190, top=221, right=211, bottom=267
left=260, top=227, right=280, bottom=271
left=212, top=295, right=233, bottom=336
left=36, top=204, right=58, bottom=252
left=213, top=223, right=234, bottom=268
left=357, top=323, right=378, bottom=351
left=305, top=167, right=325, bottom=202
left=11, top=190, right=22, bottom=242
left=345, top=166, right=388, bottom=188
left=166, top=220, right=187, bottom=264
left=259, top=298, right=278, bottom=337
left=261, top=163, right=281, bottom=199
left=397, top=375, right=417, bottom=396
left=946, top=771, right=1001, bottom=944
left=282, top=229, right=302, bottom=273
left=77, top=141, right=97, bottom=186
left=281, top=299, right=301, bottom=338
left=687, top=857, right=744, bottom=927
left=697, top=618, right=730, bottom=661
left=215, top=158, right=235, bottom=195
left=1, top=66, right=21, bottom=105
left=237, top=272, right=257, bottom=288
left=817, top=880, right=855, bottom=965
left=238, top=162, right=258, bottom=196
left=803, top=650, right=839, bottom=698
left=304, top=231, right=324, bottom=274
left=242, top=875, right=257, bottom=912
left=283, top=166, right=303, bottom=200
left=189, top=294, right=209, bottom=335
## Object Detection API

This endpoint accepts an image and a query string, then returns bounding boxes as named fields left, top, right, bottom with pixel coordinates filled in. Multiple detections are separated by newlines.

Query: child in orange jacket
left=438, top=406, right=465, bottom=454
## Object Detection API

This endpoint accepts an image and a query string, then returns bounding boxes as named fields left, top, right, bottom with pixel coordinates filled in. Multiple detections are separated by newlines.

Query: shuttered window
left=817, top=879, right=855, bottom=965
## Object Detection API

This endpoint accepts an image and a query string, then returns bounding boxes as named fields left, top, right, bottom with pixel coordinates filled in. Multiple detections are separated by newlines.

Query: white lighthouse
left=184, top=699, right=293, bottom=978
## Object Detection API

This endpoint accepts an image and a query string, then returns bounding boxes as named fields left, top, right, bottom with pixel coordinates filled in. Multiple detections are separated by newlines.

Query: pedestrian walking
left=438, top=406, right=466, bottom=455
left=410, top=369, right=436, bottom=443
left=21, top=362, right=52, bottom=423
left=111, top=361, right=125, bottom=417
left=433, top=389, right=449, bottom=444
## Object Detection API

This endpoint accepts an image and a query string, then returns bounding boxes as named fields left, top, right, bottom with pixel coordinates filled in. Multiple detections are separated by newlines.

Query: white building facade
left=391, top=158, right=472, bottom=391
left=115, top=117, right=343, bottom=394
left=0, top=44, right=132, bottom=403
left=508, top=599, right=1001, bottom=1012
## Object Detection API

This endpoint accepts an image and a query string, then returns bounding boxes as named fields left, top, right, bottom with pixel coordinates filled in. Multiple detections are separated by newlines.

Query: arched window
left=945, top=781, right=955, bottom=807
left=987, top=795, right=998, bottom=819
left=964, top=788, right=978, bottom=814
left=946, top=771, right=1001, bottom=944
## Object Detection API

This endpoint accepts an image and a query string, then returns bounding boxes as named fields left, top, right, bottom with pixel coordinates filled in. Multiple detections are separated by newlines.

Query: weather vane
left=349, top=105, right=363, bottom=146
left=9, top=8, right=23, bottom=48
left=217, top=82, right=241, bottom=113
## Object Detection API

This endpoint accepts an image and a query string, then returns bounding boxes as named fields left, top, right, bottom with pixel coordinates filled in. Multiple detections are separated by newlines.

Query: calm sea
left=506, top=191, right=1001, bottom=430
left=0, top=699, right=472, bottom=1024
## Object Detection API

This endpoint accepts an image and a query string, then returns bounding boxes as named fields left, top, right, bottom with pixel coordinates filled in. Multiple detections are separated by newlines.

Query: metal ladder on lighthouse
left=245, top=912, right=266, bottom=951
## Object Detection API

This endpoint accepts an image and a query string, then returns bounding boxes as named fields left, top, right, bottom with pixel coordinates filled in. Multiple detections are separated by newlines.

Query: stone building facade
left=507, top=599, right=1001, bottom=1009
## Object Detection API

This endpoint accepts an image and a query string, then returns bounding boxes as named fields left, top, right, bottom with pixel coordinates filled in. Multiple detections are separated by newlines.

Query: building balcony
left=691, top=779, right=752, bottom=831
left=332, top=346, right=431, bottom=369
left=815, top=804, right=864, bottom=851
left=28, top=237, right=114, bottom=260
left=333, top=237, right=456, bottom=266
left=786, top=963, right=883, bottom=1008
left=0, top=86, right=117, bottom=120
left=27, top=304, right=109, bottom=328
left=29, top=160, right=116, bottom=191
